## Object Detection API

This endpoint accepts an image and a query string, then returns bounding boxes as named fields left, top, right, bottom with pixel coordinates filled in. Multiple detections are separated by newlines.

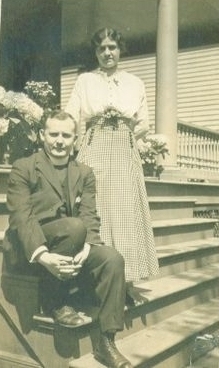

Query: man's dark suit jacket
left=3, top=150, right=102, bottom=266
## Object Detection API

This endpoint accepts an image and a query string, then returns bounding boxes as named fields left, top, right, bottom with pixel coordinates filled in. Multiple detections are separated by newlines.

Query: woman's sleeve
left=133, top=80, right=150, bottom=140
left=65, top=77, right=81, bottom=122
left=65, top=77, right=83, bottom=148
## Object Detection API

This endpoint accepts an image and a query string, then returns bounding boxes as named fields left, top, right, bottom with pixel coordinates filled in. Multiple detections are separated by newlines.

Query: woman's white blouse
left=65, top=69, right=149, bottom=145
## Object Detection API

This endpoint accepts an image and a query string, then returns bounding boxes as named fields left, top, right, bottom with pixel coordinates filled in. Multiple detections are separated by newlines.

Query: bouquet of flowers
left=138, top=134, right=169, bottom=177
left=86, top=107, right=133, bottom=130
left=0, top=81, right=56, bottom=164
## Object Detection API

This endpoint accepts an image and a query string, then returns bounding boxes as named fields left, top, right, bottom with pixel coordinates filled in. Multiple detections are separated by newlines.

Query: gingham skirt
left=77, top=124, right=159, bottom=281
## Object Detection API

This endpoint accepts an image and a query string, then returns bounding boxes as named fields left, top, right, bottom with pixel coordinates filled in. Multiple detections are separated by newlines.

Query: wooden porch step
left=32, top=263, right=219, bottom=332
left=156, top=237, right=219, bottom=276
left=0, top=215, right=9, bottom=231
left=0, top=194, right=6, bottom=203
left=157, top=237, right=219, bottom=261
left=1, top=238, right=218, bottom=333
left=148, top=196, right=197, bottom=203
left=0, top=231, right=4, bottom=244
left=148, top=197, right=196, bottom=220
left=153, top=217, right=217, bottom=245
left=152, top=217, right=218, bottom=229
left=0, top=351, right=41, bottom=368
left=69, top=298, right=219, bottom=368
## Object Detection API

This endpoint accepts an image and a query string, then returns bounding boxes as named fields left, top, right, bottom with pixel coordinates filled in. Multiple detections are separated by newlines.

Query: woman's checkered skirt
left=77, top=124, right=159, bottom=281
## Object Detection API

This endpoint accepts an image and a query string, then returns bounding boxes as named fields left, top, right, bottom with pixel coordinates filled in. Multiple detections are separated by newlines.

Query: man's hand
left=37, top=252, right=82, bottom=280
left=73, top=243, right=91, bottom=266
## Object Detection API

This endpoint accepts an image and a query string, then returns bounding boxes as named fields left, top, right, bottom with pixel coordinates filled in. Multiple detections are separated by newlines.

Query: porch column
left=155, top=0, right=178, bottom=169
left=0, top=0, right=2, bottom=28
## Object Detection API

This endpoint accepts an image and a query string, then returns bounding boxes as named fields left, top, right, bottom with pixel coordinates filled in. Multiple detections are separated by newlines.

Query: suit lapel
left=36, top=151, right=63, bottom=198
left=68, top=159, right=81, bottom=210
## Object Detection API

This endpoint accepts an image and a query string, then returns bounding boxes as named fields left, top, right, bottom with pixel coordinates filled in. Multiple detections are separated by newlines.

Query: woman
left=65, top=28, right=159, bottom=304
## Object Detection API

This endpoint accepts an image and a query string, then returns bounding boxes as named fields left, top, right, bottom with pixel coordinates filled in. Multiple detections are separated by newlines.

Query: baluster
left=187, top=130, right=192, bottom=168
left=177, top=128, right=181, bottom=167
left=184, top=129, right=189, bottom=167
left=216, top=140, right=219, bottom=171
left=206, top=134, right=211, bottom=170
left=193, top=131, right=198, bottom=169
left=181, top=128, right=186, bottom=167
left=177, top=122, right=219, bottom=175
left=196, top=132, right=201, bottom=169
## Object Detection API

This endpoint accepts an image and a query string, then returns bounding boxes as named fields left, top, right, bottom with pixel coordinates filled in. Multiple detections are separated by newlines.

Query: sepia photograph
left=0, top=1, right=219, bottom=367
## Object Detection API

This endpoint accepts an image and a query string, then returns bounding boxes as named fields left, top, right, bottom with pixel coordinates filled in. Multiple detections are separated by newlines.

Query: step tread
left=0, top=214, right=9, bottom=231
left=0, top=350, right=41, bottom=368
left=0, top=193, right=6, bottom=203
left=135, top=263, right=219, bottom=302
left=156, top=237, right=219, bottom=259
left=0, top=231, right=4, bottom=242
left=2, top=219, right=215, bottom=239
left=148, top=196, right=197, bottom=203
left=152, top=217, right=218, bottom=228
left=33, top=263, right=219, bottom=328
left=69, top=298, right=219, bottom=368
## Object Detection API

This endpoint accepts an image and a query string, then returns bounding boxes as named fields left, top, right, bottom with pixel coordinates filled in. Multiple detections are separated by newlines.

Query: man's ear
left=39, top=129, right=45, bottom=142
left=73, top=134, right=78, bottom=145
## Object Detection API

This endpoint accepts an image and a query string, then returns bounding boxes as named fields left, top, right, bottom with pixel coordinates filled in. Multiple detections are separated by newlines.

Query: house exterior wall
left=61, top=45, right=219, bottom=133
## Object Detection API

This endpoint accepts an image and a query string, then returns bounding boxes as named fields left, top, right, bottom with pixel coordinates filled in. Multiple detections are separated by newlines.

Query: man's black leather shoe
left=94, top=332, right=133, bottom=368
left=52, top=305, right=85, bottom=328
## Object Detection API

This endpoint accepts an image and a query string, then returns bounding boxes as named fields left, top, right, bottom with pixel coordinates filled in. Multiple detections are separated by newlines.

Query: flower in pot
left=138, top=134, right=169, bottom=177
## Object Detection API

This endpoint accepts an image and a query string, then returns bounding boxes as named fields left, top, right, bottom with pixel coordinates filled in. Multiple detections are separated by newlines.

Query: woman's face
left=95, top=37, right=120, bottom=71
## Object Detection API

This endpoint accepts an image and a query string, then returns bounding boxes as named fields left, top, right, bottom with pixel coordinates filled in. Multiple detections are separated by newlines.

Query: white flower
left=137, top=138, right=152, bottom=152
left=1, top=91, right=17, bottom=109
left=0, top=118, right=9, bottom=136
left=3, top=91, right=43, bottom=123
left=75, top=196, right=81, bottom=203
left=146, top=134, right=168, bottom=145
left=0, top=86, right=6, bottom=103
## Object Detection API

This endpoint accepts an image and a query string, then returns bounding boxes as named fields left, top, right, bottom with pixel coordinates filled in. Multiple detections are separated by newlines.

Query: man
left=3, top=110, right=133, bottom=368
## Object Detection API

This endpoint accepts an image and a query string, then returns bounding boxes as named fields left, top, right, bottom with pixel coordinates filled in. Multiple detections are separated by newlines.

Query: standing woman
left=65, top=28, right=159, bottom=304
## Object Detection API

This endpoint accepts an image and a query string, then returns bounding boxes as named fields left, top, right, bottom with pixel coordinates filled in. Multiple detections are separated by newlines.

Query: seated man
left=3, top=110, right=132, bottom=368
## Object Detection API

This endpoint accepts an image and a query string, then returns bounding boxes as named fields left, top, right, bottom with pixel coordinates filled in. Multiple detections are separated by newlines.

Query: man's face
left=40, top=117, right=76, bottom=161
left=95, top=37, right=120, bottom=71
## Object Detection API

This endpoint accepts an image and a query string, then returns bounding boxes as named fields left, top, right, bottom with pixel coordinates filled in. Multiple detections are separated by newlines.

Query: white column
left=0, top=0, right=2, bottom=32
left=155, top=0, right=178, bottom=168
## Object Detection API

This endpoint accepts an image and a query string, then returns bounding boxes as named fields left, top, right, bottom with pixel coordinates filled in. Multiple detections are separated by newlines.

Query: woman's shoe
left=125, top=283, right=148, bottom=307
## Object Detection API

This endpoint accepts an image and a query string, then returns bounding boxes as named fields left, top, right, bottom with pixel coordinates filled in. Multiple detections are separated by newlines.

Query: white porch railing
left=177, top=121, right=219, bottom=172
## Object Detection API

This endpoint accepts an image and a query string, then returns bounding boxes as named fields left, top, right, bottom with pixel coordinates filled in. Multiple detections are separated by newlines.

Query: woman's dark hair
left=91, top=28, right=126, bottom=54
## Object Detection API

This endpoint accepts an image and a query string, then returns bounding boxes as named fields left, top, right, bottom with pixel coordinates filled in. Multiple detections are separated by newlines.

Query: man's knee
left=62, top=217, right=87, bottom=250
left=42, top=217, right=87, bottom=255
left=95, top=246, right=125, bottom=273
left=64, top=217, right=87, bottom=239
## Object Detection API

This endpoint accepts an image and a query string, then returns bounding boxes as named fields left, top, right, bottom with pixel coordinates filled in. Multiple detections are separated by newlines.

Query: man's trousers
left=39, top=217, right=126, bottom=333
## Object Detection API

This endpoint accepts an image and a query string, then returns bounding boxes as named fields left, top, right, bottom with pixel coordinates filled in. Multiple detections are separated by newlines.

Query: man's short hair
left=41, top=109, right=76, bottom=131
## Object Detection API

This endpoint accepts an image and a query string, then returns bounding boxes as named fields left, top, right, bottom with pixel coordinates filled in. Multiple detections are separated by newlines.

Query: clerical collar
left=53, top=163, right=68, bottom=170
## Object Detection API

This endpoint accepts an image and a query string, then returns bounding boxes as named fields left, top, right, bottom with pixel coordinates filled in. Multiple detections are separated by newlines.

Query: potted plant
left=138, top=134, right=169, bottom=178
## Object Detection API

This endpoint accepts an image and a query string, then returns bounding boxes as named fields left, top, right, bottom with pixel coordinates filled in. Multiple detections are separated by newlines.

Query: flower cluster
left=0, top=87, right=43, bottom=124
left=0, top=81, right=56, bottom=164
left=87, top=107, right=132, bottom=130
left=138, top=134, right=169, bottom=177
left=24, top=81, right=56, bottom=109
